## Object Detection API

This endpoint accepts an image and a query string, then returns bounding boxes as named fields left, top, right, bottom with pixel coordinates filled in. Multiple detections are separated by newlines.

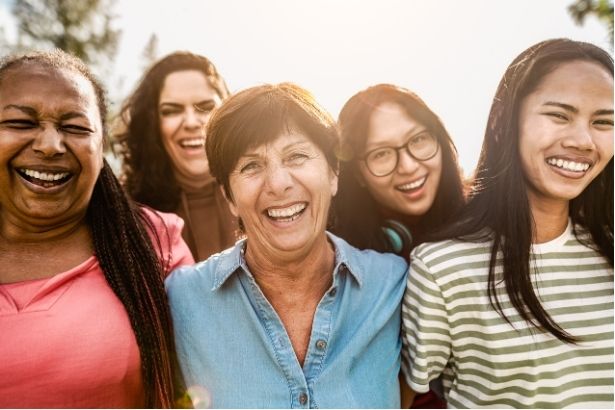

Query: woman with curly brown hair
left=117, top=51, right=237, bottom=261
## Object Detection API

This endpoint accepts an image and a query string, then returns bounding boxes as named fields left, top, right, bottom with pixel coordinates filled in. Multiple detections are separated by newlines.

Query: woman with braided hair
left=0, top=50, right=193, bottom=408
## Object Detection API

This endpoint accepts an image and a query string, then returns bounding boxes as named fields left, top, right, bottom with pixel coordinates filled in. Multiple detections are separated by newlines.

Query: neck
left=245, top=234, right=335, bottom=302
left=528, top=193, right=569, bottom=244
left=174, top=169, right=215, bottom=191
left=0, top=211, right=89, bottom=244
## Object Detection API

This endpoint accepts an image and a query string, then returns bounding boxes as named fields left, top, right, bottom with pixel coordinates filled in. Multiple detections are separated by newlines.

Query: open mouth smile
left=546, top=157, right=591, bottom=173
left=265, top=202, right=307, bottom=222
left=178, top=137, right=205, bottom=149
left=396, top=176, right=427, bottom=192
left=17, top=168, right=73, bottom=188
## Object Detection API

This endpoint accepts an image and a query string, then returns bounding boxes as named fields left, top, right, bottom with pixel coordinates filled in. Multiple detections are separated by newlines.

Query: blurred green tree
left=141, top=32, right=159, bottom=71
left=4, top=0, right=121, bottom=74
left=568, top=0, right=614, bottom=45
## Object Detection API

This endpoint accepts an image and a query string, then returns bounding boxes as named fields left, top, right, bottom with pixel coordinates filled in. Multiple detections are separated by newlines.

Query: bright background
left=0, top=0, right=611, bottom=174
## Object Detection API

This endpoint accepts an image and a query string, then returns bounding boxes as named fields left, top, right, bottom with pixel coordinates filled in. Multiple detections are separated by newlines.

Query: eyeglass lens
left=365, top=132, right=438, bottom=177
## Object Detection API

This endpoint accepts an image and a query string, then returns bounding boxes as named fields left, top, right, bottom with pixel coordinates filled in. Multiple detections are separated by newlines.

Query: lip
left=395, top=175, right=428, bottom=191
left=12, top=165, right=75, bottom=195
left=263, top=201, right=308, bottom=226
left=545, top=155, right=594, bottom=180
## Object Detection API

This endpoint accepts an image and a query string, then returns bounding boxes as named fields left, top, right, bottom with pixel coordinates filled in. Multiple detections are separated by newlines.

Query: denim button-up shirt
left=166, top=233, right=408, bottom=408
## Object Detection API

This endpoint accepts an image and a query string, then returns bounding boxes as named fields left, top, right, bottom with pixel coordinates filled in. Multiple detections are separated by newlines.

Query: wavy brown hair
left=332, top=84, right=465, bottom=253
left=116, top=51, right=229, bottom=211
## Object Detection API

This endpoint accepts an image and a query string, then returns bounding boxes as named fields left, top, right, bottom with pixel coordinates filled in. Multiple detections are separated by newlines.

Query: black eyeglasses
left=361, top=131, right=439, bottom=177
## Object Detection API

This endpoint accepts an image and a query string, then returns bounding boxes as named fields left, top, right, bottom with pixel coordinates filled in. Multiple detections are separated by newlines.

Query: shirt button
left=315, top=339, right=327, bottom=350
left=329, top=288, right=337, bottom=297
left=298, top=393, right=308, bottom=405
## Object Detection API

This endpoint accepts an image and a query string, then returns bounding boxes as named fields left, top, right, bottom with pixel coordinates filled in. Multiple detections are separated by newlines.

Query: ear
left=220, top=185, right=239, bottom=217
left=329, top=166, right=339, bottom=198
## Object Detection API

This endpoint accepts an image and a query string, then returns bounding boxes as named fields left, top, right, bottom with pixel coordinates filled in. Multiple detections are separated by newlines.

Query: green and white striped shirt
left=401, top=222, right=614, bottom=408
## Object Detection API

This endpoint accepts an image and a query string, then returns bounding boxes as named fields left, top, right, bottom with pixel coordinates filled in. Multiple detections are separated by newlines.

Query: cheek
left=159, top=117, right=181, bottom=143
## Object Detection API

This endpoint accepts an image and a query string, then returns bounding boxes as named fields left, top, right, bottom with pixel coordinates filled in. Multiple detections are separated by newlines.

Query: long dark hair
left=447, top=38, right=613, bottom=343
left=89, top=163, right=178, bottom=407
left=116, top=51, right=230, bottom=211
left=0, top=50, right=179, bottom=407
left=332, top=84, right=465, bottom=253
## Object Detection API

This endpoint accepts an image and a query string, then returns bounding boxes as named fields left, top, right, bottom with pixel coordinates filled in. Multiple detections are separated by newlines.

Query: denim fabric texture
left=166, top=232, right=408, bottom=409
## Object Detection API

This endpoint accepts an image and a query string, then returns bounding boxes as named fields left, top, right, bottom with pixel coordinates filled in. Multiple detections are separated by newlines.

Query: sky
left=0, top=0, right=611, bottom=174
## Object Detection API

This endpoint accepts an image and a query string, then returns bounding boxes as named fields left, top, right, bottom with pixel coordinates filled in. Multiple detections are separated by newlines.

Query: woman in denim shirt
left=166, top=83, right=408, bottom=408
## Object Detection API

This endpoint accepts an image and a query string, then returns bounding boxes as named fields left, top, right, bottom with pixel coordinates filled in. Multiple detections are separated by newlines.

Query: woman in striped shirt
left=401, top=38, right=613, bottom=408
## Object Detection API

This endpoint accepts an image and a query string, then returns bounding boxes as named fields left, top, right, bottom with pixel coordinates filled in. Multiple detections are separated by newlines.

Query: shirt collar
left=211, top=232, right=364, bottom=291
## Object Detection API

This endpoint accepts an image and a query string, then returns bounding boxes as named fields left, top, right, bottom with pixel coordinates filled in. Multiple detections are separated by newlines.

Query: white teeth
left=267, top=203, right=306, bottom=219
left=22, top=169, right=70, bottom=182
left=398, top=176, right=426, bottom=191
left=179, top=138, right=205, bottom=148
left=547, top=158, right=590, bottom=172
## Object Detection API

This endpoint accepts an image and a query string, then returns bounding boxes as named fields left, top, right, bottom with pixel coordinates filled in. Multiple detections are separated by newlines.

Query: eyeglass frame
left=359, top=130, right=440, bottom=177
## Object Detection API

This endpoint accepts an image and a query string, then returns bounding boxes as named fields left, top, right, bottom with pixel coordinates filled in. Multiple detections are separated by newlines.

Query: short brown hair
left=206, top=82, right=340, bottom=199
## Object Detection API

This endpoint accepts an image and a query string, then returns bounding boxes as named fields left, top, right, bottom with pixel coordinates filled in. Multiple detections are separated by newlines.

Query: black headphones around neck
left=381, top=219, right=413, bottom=256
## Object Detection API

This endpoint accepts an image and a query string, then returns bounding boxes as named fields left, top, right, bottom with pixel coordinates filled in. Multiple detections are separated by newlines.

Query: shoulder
left=410, top=236, right=492, bottom=276
left=139, top=206, right=185, bottom=236
left=165, top=242, right=240, bottom=294
left=329, top=232, right=408, bottom=286
left=139, top=206, right=195, bottom=271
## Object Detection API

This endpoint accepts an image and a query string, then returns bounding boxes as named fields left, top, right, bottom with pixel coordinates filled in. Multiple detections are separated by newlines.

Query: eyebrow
left=3, top=104, right=88, bottom=121
left=159, top=99, right=216, bottom=107
left=542, top=102, right=613, bottom=116
left=542, top=101, right=579, bottom=113
left=3, top=104, right=37, bottom=115
left=365, top=127, right=428, bottom=150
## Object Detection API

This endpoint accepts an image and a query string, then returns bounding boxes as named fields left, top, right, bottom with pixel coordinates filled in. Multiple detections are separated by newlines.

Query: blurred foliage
left=569, top=0, right=614, bottom=46
left=1, top=0, right=121, bottom=75
left=141, top=32, right=159, bottom=71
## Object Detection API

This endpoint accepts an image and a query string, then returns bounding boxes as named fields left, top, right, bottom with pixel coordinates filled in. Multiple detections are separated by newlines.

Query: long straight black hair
left=446, top=38, right=613, bottom=343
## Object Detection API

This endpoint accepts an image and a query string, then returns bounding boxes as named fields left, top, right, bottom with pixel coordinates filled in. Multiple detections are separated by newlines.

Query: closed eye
left=544, top=112, right=568, bottom=121
left=160, top=107, right=183, bottom=116
left=195, top=101, right=217, bottom=113
left=593, top=118, right=614, bottom=128
left=1, top=119, right=37, bottom=129
left=61, top=124, right=94, bottom=135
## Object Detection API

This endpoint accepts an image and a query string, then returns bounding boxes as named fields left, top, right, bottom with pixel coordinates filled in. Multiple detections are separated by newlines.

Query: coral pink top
left=0, top=209, right=194, bottom=408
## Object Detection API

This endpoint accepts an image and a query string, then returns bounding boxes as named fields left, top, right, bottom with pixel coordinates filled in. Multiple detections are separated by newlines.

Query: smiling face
left=518, top=60, right=614, bottom=210
left=158, top=70, right=222, bottom=183
left=0, top=63, right=103, bottom=228
left=358, top=101, right=442, bottom=218
left=227, top=131, right=338, bottom=260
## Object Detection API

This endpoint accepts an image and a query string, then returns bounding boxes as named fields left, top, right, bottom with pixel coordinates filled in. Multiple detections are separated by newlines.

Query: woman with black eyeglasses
left=331, top=83, right=465, bottom=407
left=332, top=84, right=465, bottom=257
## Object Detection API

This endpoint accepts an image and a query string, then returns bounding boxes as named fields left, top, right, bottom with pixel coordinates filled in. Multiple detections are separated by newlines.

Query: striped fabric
left=401, top=222, right=614, bottom=408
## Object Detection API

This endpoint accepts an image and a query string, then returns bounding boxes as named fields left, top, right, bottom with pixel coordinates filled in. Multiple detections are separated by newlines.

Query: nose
left=183, top=107, right=205, bottom=131
left=264, top=162, right=293, bottom=195
left=562, top=122, right=597, bottom=151
left=396, top=148, right=420, bottom=174
left=32, top=125, right=66, bottom=157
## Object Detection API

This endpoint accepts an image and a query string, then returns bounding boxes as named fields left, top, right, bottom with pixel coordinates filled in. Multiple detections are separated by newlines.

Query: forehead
left=242, top=130, right=316, bottom=156
left=532, top=60, right=614, bottom=101
left=0, top=63, right=100, bottom=117
left=159, top=69, right=219, bottom=101
left=367, top=101, right=424, bottom=145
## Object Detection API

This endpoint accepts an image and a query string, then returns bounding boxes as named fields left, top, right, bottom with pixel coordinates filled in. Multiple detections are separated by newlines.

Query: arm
left=399, top=372, right=416, bottom=408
